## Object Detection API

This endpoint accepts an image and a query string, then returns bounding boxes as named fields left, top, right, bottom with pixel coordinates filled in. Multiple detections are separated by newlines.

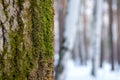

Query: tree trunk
left=108, top=0, right=114, bottom=71
left=83, top=0, right=88, bottom=65
left=58, top=0, right=67, bottom=48
left=91, top=0, right=103, bottom=76
left=0, top=0, right=54, bottom=80
left=55, top=0, right=81, bottom=80
left=78, top=0, right=87, bottom=65
left=117, top=0, right=120, bottom=65
left=100, top=31, right=104, bottom=68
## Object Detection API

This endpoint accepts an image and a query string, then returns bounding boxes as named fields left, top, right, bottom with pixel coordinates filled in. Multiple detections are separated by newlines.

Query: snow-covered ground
left=65, top=59, right=120, bottom=80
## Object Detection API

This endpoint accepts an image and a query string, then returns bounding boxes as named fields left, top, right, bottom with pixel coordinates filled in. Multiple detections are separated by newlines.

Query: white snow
left=64, top=59, right=120, bottom=80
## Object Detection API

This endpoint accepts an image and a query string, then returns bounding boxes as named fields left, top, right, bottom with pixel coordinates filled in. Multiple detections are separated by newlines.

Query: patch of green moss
left=7, top=20, right=24, bottom=80
left=30, top=0, right=54, bottom=63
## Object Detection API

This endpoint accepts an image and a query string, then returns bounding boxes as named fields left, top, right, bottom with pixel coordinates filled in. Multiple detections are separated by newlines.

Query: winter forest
left=54, top=0, right=120, bottom=80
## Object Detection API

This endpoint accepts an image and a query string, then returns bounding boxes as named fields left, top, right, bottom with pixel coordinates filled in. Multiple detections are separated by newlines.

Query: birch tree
left=78, top=0, right=87, bottom=65
left=55, top=0, right=81, bottom=80
left=91, top=0, right=103, bottom=76
left=82, top=0, right=88, bottom=64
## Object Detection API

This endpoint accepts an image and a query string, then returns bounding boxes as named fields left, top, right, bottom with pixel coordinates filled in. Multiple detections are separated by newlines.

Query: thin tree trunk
left=78, top=31, right=84, bottom=65
left=117, top=0, right=120, bottom=65
left=83, top=0, right=88, bottom=64
left=100, top=27, right=104, bottom=68
left=78, top=0, right=86, bottom=65
left=91, top=0, right=103, bottom=76
left=0, top=0, right=54, bottom=80
left=108, top=0, right=114, bottom=71
left=58, top=0, right=67, bottom=48
left=72, top=30, right=81, bottom=65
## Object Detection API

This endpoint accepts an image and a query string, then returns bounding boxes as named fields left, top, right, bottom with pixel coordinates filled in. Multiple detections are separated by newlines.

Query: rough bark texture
left=0, top=0, right=54, bottom=80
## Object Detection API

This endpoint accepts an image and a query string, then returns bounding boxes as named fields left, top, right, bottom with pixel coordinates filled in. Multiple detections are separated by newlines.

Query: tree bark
left=83, top=0, right=88, bottom=64
left=100, top=30, right=104, bottom=68
left=108, top=0, right=114, bottom=70
left=91, top=0, right=103, bottom=76
left=0, top=0, right=54, bottom=80
left=117, top=0, right=120, bottom=65
left=58, top=0, right=67, bottom=48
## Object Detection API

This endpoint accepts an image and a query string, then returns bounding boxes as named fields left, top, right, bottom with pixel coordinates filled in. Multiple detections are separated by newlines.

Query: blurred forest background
left=54, top=0, right=120, bottom=80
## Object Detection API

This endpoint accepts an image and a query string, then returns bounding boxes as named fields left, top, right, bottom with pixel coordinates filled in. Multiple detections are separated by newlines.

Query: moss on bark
left=0, top=0, right=54, bottom=80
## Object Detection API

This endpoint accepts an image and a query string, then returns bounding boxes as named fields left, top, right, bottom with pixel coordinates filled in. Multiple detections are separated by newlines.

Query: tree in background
left=58, top=0, right=67, bottom=48
left=55, top=0, right=81, bottom=80
left=0, top=0, right=54, bottom=80
left=108, top=0, right=115, bottom=70
left=117, top=0, right=120, bottom=66
left=91, top=0, right=103, bottom=76
left=82, top=0, right=88, bottom=65
left=78, top=0, right=87, bottom=65
left=100, top=21, right=105, bottom=68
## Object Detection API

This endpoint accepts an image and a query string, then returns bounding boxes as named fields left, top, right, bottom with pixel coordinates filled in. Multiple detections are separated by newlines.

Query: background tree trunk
left=58, top=0, right=67, bottom=48
left=91, top=0, right=103, bottom=76
left=117, top=0, right=120, bottom=65
left=55, top=0, right=81, bottom=80
left=100, top=24, right=104, bottom=68
left=108, top=0, right=115, bottom=71
left=83, top=0, right=88, bottom=65
left=0, top=0, right=54, bottom=80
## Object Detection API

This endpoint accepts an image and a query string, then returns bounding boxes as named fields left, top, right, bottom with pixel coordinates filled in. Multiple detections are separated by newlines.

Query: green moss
left=30, top=0, right=53, bottom=63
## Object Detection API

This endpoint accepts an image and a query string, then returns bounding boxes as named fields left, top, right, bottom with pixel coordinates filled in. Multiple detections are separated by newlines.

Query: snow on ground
left=65, top=59, right=120, bottom=80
